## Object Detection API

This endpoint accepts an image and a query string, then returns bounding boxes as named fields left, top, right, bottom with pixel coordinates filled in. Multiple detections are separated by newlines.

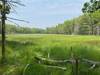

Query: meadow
left=0, top=34, right=100, bottom=75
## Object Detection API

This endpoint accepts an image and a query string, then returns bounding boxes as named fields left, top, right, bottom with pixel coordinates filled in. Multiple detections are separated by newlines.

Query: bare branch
left=45, top=65, right=67, bottom=70
left=82, top=59, right=100, bottom=65
left=90, top=64, right=96, bottom=69
left=7, top=19, right=20, bottom=26
left=7, top=2, right=18, bottom=14
left=8, top=0, right=25, bottom=6
left=34, top=56, right=73, bottom=65
left=7, top=17, right=29, bottom=23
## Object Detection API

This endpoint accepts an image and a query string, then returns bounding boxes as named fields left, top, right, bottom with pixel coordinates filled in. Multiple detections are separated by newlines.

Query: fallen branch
left=45, top=65, right=67, bottom=70
left=34, top=56, right=100, bottom=70
left=82, top=58, right=100, bottom=69
left=82, top=59, right=100, bottom=65
left=34, top=56, right=72, bottom=65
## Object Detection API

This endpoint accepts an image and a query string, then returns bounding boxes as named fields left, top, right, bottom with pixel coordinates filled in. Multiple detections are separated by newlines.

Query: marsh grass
left=0, top=34, right=100, bottom=75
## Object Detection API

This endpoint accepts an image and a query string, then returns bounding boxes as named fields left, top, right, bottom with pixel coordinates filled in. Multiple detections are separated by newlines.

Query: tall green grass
left=0, top=34, right=100, bottom=75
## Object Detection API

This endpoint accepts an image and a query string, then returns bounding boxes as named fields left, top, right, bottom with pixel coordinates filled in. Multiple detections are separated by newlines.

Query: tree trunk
left=1, top=0, right=6, bottom=64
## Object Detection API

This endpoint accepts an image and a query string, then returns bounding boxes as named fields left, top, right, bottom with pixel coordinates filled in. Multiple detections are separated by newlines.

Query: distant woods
left=0, top=11, right=100, bottom=35
left=46, top=10, right=100, bottom=35
left=0, top=24, right=45, bottom=34
left=46, top=0, right=100, bottom=35
left=0, top=0, right=100, bottom=35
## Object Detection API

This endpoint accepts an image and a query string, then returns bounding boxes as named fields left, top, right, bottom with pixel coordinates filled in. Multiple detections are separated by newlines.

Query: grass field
left=0, top=34, right=100, bottom=75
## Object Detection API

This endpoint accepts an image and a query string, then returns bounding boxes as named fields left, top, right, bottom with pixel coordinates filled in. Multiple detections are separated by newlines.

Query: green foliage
left=46, top=10, right=100, bottom=35
left=2, top=24, right=45, bottom=34
left=0, top=1, right=11, bottom=14
left=0, top=34, right=100, bottom=75
left=45, top=0, right=100, bottom=35
left=82, top=0, right=100, bottom=13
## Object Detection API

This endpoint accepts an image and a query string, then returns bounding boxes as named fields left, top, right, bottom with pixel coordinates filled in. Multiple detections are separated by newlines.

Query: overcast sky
left=8, top=0, right=89, bottom=29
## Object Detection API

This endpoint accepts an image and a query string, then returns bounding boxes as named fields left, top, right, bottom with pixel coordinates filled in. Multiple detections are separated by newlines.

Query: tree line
left=0, top=0, right=100, bottom=35
left=0, top=24, right=45, bottom=34
left=0, top=11, right=100, bottom=35
left=46, top=11, right=100, bottom=35
left=46, top=0, right=100, bottom=35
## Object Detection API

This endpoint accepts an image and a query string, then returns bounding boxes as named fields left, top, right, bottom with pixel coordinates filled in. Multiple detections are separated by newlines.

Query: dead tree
left=0, top=0, right=27, bottom=64
left=0, top=0, right=8, bottom=64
